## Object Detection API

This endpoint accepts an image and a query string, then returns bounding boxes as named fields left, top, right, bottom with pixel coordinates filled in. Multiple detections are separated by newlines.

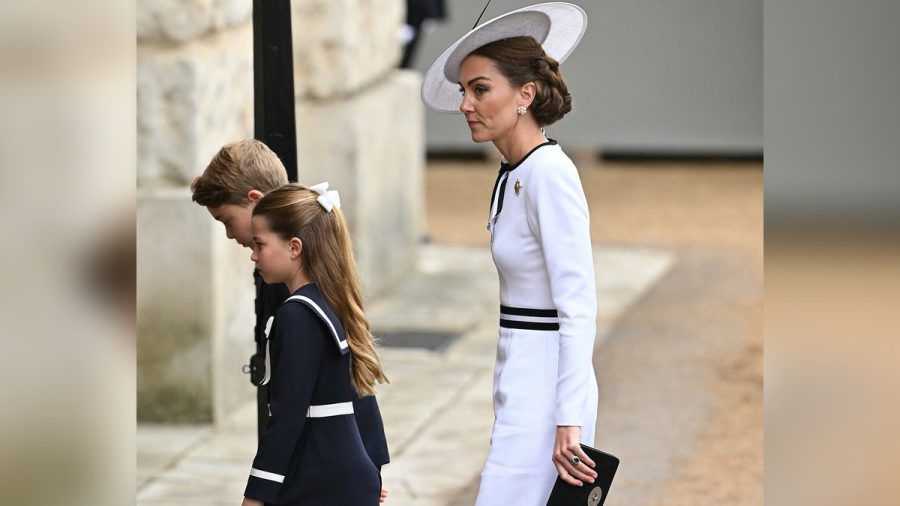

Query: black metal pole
left=253, top=0, right=298, bottom=181
left=252, top=0, right=298, bottom=441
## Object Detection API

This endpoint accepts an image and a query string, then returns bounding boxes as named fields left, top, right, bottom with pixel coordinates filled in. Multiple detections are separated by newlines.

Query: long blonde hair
left=254, top=184, right=388, bottom=396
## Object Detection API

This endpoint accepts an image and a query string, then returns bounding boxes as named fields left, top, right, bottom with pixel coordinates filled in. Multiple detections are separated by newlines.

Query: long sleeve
left=244, top=305, right=326, bottom=503
left=525, top=156, right=598, bottom=427
left=352, top=393, right=390, bottom=467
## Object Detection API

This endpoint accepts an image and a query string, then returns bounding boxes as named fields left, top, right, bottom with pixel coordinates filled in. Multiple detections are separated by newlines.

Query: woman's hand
left=552, top=425, right=598, bottom=487
left=241, top=497, right=263, bottom=506
left=380, top=487, right=388, bottom=502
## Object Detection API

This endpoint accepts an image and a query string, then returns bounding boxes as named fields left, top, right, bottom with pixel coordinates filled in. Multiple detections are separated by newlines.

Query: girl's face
left=458, top=55, right=524, bottom=143
left=250, top=215, right=299, bottom=285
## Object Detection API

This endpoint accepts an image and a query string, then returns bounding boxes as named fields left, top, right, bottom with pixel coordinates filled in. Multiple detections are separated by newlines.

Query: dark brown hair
left=191, top=139, right=288, bottom=207
left=470, top=36, right=572, bottom=126
left=253, top=184, right=388, bottom=396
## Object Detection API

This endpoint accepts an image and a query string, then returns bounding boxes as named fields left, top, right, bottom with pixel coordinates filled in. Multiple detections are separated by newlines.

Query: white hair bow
left=309, top=181, right=341, bottom=212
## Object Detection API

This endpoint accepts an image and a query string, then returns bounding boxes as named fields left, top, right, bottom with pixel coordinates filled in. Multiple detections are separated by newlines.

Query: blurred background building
left=411, top=0, right=761, bottom=156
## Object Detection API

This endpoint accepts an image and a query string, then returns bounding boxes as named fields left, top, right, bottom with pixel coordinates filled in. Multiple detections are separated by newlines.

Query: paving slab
left=137, top=425, right=210, bottom=489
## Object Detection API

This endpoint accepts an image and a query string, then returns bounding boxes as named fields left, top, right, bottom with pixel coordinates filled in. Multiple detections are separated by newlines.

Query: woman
left=421, top=3, right=599, bottom=504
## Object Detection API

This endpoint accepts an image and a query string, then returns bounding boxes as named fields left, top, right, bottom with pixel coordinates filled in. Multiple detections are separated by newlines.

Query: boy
left=191, top=140, right=390, bottom=500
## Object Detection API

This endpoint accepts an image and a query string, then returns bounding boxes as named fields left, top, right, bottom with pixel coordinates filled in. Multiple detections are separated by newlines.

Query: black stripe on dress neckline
left=501, top=138, right=558, bottom=172
left=488, top=139, right=558, bottom=228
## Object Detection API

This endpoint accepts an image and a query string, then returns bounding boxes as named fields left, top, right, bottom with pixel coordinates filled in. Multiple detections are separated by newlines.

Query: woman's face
left=458, top=55, right=523, bottom=143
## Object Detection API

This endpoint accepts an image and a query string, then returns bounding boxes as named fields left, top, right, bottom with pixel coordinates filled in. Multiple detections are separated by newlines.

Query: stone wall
left=291, top=0, right=423, bottom=294
left=137, top=0, right=423, bottom=424
left=137, top=25, right=254, bottom=187
left=296, top=70, right=424, bottom=294
left=137, top=2, right=257, bottom=423
left=292, top=0, right=404, bottom=100
left=137, top=188, right=256, bottom=423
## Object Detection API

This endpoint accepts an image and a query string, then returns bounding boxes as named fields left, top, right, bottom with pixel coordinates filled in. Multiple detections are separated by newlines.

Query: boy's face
left=208, top=203, right=254, bottom=248
left=207, top=189, right=265, bottom=248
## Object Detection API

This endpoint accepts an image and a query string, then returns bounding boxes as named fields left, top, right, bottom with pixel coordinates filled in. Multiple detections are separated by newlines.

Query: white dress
left=475, top=140, right=599, bottom=506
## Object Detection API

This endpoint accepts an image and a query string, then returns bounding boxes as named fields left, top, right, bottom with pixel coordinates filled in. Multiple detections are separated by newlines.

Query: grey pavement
left=593, top=250, right=762, bottom=505
left=137, top=243, right=674, bottom=505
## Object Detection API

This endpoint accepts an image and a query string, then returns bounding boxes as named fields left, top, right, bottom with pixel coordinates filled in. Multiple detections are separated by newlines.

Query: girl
left=241, top=182, right=387, bottom=506
left=421, top=3, right=599, bottom=504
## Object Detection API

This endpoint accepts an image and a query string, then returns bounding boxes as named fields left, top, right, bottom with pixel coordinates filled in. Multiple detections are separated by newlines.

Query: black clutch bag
left=546, top=444, right=620, bottom=506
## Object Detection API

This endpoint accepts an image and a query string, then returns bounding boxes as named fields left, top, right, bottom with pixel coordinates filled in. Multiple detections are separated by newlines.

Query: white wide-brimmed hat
left=421, top=2, right=587, bottom=113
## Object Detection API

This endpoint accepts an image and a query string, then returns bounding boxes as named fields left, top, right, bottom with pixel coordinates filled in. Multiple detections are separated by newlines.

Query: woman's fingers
left=553, top=458, right=583, bottom=487
left=554, top=450, right=596, bottom=484
left=574, top=445, right=597, bottom=470
left=553, top=427, right=598, bottom=486
left=565, top=456, right=597, bottom=483
left=569, top=446, right=598, bottom=480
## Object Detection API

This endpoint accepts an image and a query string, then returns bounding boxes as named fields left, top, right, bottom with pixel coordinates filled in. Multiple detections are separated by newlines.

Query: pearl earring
left=517, top=105, right=527, bottom=115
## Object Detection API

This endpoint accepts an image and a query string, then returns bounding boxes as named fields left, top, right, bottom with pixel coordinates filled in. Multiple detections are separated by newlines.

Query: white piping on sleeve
left=249, top=468, right=285, bottom=483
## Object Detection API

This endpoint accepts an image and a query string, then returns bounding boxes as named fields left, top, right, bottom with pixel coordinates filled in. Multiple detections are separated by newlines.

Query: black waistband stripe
left=500, top=305, right=559, bottom=318
left=499, top=319, right=560, bottom=331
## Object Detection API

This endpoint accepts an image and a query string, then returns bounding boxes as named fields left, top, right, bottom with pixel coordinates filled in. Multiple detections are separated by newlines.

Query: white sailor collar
left=282, top=284, right=350, bottom=355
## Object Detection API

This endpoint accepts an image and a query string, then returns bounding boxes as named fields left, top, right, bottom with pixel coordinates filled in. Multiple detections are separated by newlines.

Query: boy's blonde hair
left=191, top=139, right=288, bottom=207
left=253, top=184, right=389, bottom=396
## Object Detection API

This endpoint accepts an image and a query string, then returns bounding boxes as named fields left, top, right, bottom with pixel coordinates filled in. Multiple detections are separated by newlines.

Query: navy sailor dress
left=244, top=283, right=381, bottom=505
left=258, top=276, right=390, bottom=470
